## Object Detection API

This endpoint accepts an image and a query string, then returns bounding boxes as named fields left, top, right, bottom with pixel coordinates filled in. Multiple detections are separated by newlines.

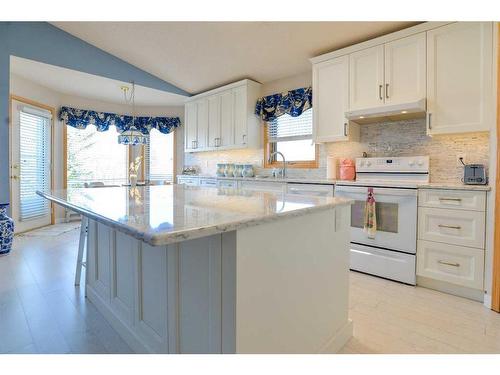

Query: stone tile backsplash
left=184, top=118, right=490, bottom=184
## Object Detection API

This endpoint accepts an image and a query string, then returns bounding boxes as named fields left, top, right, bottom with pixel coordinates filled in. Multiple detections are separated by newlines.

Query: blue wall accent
left=0, top=22, right=190, bottom=205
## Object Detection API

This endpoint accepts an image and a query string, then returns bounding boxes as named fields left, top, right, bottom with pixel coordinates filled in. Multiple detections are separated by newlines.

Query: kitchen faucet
left=269, top=151, right=287, bottom=179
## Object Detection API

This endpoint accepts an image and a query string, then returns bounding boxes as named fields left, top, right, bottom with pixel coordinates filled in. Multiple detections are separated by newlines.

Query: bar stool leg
left=75, top=216, right=88, bottom=286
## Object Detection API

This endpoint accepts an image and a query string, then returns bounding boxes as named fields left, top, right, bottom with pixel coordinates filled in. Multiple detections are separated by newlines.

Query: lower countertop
left=37, top=185, right=352, bottom=246
left=178, top=175, right=491, bottom=191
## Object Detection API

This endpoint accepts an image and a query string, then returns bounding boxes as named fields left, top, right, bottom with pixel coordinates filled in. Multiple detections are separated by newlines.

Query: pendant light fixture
left=118, top=82, right=149, bottom=146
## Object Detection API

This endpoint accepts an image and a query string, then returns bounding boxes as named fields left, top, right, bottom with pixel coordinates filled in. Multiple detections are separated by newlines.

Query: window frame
left=263, top=123, right=319, bottom=169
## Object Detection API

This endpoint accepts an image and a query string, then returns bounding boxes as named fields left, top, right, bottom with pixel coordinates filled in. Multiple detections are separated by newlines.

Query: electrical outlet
left=457, top=153, right=466, bottom=167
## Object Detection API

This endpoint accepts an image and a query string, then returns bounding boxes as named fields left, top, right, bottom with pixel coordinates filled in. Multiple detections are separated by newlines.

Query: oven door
left=334, top=185, right=417, bottom=254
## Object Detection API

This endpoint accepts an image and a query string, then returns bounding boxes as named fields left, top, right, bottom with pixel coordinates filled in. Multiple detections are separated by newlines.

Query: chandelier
left=118, top=82, right=149, bottom=146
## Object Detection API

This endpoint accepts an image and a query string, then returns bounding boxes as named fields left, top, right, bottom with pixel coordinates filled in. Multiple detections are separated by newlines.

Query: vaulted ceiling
left=52, top=22, right=419, bottom=95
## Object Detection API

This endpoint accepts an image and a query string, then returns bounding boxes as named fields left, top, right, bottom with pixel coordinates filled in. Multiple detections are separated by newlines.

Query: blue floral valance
left=59, top=106, right=181, bottom=135
left=255, top=87, right=312, bottom=122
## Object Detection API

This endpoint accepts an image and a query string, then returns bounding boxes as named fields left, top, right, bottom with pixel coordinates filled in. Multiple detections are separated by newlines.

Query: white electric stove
left=334, top=156, right=430, bottom=285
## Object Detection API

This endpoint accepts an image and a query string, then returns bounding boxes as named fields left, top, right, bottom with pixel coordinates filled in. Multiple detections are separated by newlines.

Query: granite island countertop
left=37, top=185, right=352, bottom=246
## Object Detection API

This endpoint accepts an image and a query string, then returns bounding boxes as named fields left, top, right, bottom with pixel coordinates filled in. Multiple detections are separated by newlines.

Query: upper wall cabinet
left=313, top=56, right=359, bottom=143
left=384, top=33, right=426, bottom=105
left=184, top=79, right=262, bottom=152
left=426, top=22, right=493, bottom=135
left=349, top=45, right=385, bottom=110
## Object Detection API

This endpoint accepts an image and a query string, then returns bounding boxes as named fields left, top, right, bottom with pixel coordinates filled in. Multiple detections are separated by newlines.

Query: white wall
left=9, top=73, right=184, bottom=221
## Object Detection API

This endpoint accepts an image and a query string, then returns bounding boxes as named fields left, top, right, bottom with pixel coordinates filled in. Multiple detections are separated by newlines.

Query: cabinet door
left=196, top=99, right=209, bottom=149
left=384, top=33, right=426, bottom=105
left=427, top=22, right=493, bottom=135
left=208, top=95, right=221, bottom=148
left=349, top=45, right=384, bottom=110
left=233, top=85, right=247, bottom=146
left=220, top=90, right=234, bottom=147
left=313, top=56, right=350, bottom=142
left=185, top=102, right=197, bottom=151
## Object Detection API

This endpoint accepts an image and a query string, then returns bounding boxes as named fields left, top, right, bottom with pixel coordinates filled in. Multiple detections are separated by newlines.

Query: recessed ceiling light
left=401, top=110, right=408, bottom=114
left=359, top=116, right=365, bottom=119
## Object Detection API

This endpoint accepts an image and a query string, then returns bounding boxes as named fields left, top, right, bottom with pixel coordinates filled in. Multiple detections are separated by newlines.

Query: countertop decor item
left=0, top=203, right=14, bottom=256
left=339, top=159, right=356, bottom=181
left=216, top=163, right=226, bottom=177
left=233, top=164, right=243, bottom=178
left=327, top=156, right=337, bottom=179
left=182, top=166, right=198, bottom=175
left=224, top=163, right=235, bottom=177
left=242, top=164, right=255, bottom=178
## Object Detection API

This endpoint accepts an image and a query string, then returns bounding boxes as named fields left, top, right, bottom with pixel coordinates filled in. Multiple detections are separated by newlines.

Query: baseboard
left=86, top=287, right=150, bottom=354
left=318, top=319, right=353, bottom=354
left=417, top=276, right=484, bottom=302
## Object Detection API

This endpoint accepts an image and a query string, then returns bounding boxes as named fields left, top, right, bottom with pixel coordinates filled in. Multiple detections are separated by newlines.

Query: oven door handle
left=335, top=185, right=418, bottom=197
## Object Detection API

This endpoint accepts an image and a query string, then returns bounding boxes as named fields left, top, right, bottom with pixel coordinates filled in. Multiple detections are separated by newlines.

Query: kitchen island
left=38, top=185, right=352, bottom=354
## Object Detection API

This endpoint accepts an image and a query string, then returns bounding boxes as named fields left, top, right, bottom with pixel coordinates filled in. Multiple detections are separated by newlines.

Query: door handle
left=379, top=85, right=383, bottom=100
left=427, top=113, right=432, bottom=130
left=438, top=197, right=462, bottom=202
left=343, top=122, right=348, bottom=137
left=10, top=175, right=19, bottom=180
left=385, top=83, right=389, bottom=99
left=438, top=260, right=460, bottom=267
left=242, top=134, right=247, bottom=144
left=438, top=224, right=461, bottom=230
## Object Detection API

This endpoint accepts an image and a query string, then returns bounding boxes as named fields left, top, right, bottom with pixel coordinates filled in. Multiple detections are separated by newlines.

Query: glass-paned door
left=10, top=99, right=53, bottom=233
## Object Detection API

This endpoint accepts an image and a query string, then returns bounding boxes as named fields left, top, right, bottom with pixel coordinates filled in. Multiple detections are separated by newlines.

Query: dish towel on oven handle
left=364, top=187, right=377, bottom=239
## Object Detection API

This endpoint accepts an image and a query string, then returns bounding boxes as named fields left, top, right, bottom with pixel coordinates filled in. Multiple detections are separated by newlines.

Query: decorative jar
left=216, top=163, right=226, bottom=177
left=233, top=164, right=243, bottom=177
left=0, top=203, right=14, bottom=256
left=224, top=164, right=235, bottom=177
left=242, top=164, right=254, bottom=178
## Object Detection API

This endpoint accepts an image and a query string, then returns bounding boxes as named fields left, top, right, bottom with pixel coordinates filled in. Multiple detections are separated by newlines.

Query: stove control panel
left=356, top=156, right=429, bottom=173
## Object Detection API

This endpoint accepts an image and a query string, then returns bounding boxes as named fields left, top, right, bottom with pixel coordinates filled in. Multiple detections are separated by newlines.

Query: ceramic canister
left=0, top=203, right=14, bottom=255
left=224, top=164, right=235, bottom=177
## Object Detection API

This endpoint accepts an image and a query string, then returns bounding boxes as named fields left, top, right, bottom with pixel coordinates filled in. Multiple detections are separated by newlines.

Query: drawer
left=217, top=180, right=238, bottom=188
left=417, top=240, right=484, bottom=290
left=239, top=181, right=285, bottom=192
left=418, top=189, right=486, bottom=211
left=177, top=177, right=199, bottom=186
left=199, top=178, right=217, bottom=187
left=418, top=207, right=485, bottom=249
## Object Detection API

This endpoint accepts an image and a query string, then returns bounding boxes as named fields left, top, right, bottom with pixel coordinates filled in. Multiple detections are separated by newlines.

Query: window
left=66, top=125, right=128, bottom=188
left=144, top=129, right=175, bottom=183
left=264, top=108, right=318, bottom=168
left=19, top=108, right=51, bottom=220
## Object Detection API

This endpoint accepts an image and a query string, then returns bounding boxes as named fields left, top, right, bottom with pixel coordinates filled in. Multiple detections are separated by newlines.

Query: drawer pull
left=438, top=197, right=462, bottom=202
left=438, top=260, right=460, bottom=267
left=438, top=224, right=462, bottom=230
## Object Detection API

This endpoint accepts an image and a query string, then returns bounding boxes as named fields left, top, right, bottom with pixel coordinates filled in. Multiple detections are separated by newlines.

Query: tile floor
left=1, top=224, right=499, bottom=354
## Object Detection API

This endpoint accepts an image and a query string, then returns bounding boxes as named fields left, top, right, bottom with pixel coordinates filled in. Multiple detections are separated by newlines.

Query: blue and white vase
left=0, top=203, right=14, bottom=256
left=242, top=164, right=254, bottom=178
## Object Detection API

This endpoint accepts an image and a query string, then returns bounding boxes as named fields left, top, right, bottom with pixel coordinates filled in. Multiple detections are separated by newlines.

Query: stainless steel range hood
left=345, top=98, right=427, bottom=125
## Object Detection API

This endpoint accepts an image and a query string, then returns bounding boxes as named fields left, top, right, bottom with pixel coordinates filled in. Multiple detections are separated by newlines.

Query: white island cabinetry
left=39, top=186, right=352, bottom=354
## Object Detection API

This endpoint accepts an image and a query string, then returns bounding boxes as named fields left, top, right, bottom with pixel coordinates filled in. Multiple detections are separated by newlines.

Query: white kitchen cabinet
left=233, top=85, right=247, bottom=147
left=426, top=22, right=493, bottom=135
left=312, top=56, right=359, bottom=143
left=196, top=99, right=209, bottom=149
left=185, top=102, right=198, bottom=151
left=349, top=45, right=384, bottom=110
left=208, top=95, right=221, bottom=148
left=384, top=33, right=426, bottom=105
left=184, top=79, right=261, bottom=152
left=220, top=90, right=234, bottom=147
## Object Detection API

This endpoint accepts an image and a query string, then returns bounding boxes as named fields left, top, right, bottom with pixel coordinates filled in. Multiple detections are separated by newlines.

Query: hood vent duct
left=345, top=99, right=427, bottom=125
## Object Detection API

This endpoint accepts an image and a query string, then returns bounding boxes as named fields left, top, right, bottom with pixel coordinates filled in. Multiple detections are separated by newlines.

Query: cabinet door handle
left=379, top=85, right=383, bottom=100
left=438, top=260, right=460, bottom=267
left=438, top=197, right=462, bottom=202
left=191, top=140, right=196, bottom=149
left=242, top=134, right=247, bottom=144
left=343, top=122, right=348, bottom=137
left=438, top=224, right=462, bottom=230
left=385, top=83, right=389, bottom=99
left=427, top=113, right=432, bottom=130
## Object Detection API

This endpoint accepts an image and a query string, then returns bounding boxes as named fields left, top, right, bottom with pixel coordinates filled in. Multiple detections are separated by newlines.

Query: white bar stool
left=75, top=216, right=88, bottom=288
